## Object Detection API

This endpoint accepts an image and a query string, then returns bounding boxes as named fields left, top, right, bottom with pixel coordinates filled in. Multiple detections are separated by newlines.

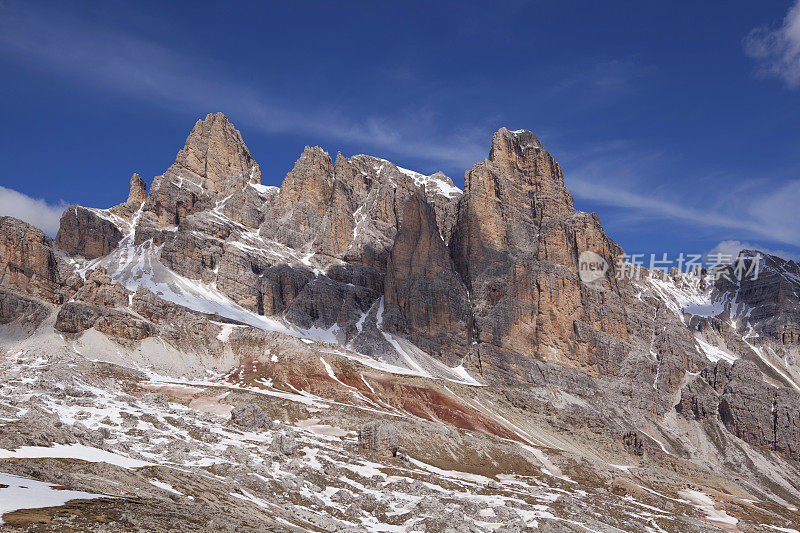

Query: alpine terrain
left=2, top=112, right=800, bottom=531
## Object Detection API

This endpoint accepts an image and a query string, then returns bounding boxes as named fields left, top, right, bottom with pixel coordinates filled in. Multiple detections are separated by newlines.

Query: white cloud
left=708, top=240, right=799, bottom=262
left=744, top=0, right=800, bottom=88
left=0, top=186, right=67, bottom=236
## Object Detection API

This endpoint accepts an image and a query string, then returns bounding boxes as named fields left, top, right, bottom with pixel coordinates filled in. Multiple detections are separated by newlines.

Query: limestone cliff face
left=46, top=113, right=462, bottom=358
left=71, top=267, right=129, bottom=309
left=260, top=150, right=460, bottom=271
left=451, top=127, right=628, bottom=383
left=486, top=128, right=574, bottom=221
left=48, top=118, right=634, bottom=382
left=127, top=173, right=147, bottom=207
left=677, top=358, right=800, bottom=460
left=252, top=150, right=463, bottom=343
left=34, top=116, right=788, bottom=391
left=261, top=146, right=336, bottom=251
left=383, top=194, right=470, bottom=366
left=142, top=112, right=260, bottom=226
left=56, top=206, right=123, bottom=260
left=0, top=216, right=61, bottom=302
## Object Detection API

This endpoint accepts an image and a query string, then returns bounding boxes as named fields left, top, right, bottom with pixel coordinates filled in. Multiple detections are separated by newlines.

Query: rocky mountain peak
left=291, top=145, right=334, bottom=180
left=489, top=127, right=547, bottom=172
left=488, top=127, right=542, bottom=167
left=126, top=173, right=147, bottom=207
left=172, top=112, right=261, bottom=194
left=713, top=249, right=800, bottom=348
left=450, top=126, right=628, bottom=382
left=134, top=113, right=264, bottom=227
left=277, top=146, right=334, bottom=214
left=464, top=127, right=572, bottom=223
left=429, top=170, right=455, bottom=187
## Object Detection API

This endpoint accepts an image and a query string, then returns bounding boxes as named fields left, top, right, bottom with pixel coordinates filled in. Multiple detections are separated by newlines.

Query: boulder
left=55, top=301, right=105, bottom=333
left=358, top=420, right=399, bottom=458
left=230, top=403, right=273, bottom=431
left=271, top=431, right=297, bottom=456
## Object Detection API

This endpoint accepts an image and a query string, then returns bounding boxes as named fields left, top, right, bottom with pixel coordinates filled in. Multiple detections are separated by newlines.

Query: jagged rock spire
left=173, top=112, right=261, bottom=194
left=488, top=127, right=543, bottom=168
left=450, top=127, right=627, bottom=382
left=140, top=112, right=261, bottom=226
left=126, top=173, right=147, bottom=207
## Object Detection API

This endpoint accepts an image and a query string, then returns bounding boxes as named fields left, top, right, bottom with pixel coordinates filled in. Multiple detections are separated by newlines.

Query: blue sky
left=1, top=1, right=800, bottom=261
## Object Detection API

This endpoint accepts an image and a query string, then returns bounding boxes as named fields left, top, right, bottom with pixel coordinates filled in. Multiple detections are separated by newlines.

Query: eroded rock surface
left=0, top=216, right=61, bottom=301
left=383, top=193, right=470, bottom=365
left=451, top=127, right=629, bottom=382
left=56, top=206, right=123, bottom=259
left=230, top=403, right=273, bottom=430
left=127, top=173, right=147, bottom=207
left=358, top=420, right=399, bottom=458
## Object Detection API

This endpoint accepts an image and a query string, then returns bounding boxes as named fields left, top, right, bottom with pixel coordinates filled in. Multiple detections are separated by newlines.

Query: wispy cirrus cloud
left=744, top=0, right=800, bottom=88
left=0, top=186, right=67, bottom=236
left=0, top=3, right=485, bottom=170
left=551, top=59, right=652, bottom=95
left=565, top=144, right=800, bottom=249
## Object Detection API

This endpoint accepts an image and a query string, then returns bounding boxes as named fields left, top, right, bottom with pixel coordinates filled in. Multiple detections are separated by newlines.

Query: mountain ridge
left=2, top=112, right=800, bottom=530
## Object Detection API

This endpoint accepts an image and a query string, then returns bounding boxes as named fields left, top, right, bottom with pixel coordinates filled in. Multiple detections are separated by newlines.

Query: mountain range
left=1, top=112, right=799, bottom=531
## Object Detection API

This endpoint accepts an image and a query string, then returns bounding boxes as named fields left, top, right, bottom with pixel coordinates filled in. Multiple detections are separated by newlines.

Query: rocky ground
left=0, top=306, right=799, bottom=531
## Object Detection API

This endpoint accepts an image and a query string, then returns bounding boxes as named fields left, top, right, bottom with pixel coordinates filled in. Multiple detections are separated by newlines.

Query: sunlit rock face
left=450, top=127, right=630, bottom=383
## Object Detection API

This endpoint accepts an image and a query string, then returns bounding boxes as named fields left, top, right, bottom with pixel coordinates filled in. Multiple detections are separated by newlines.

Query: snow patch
left=0, top=443, right=152, bottom=469
left=678, top=489, right=739, bottom=530
left=248, top=182, right=279, bottom=195
left=149, top=479, right=183, bottom=495
left=396, top=166, right=462, bottom=198
left=695, top=338, right=738, bottom=364
left=216, top=323, right=243, bottom=343
left=0, top=472, right=107, bottom=524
